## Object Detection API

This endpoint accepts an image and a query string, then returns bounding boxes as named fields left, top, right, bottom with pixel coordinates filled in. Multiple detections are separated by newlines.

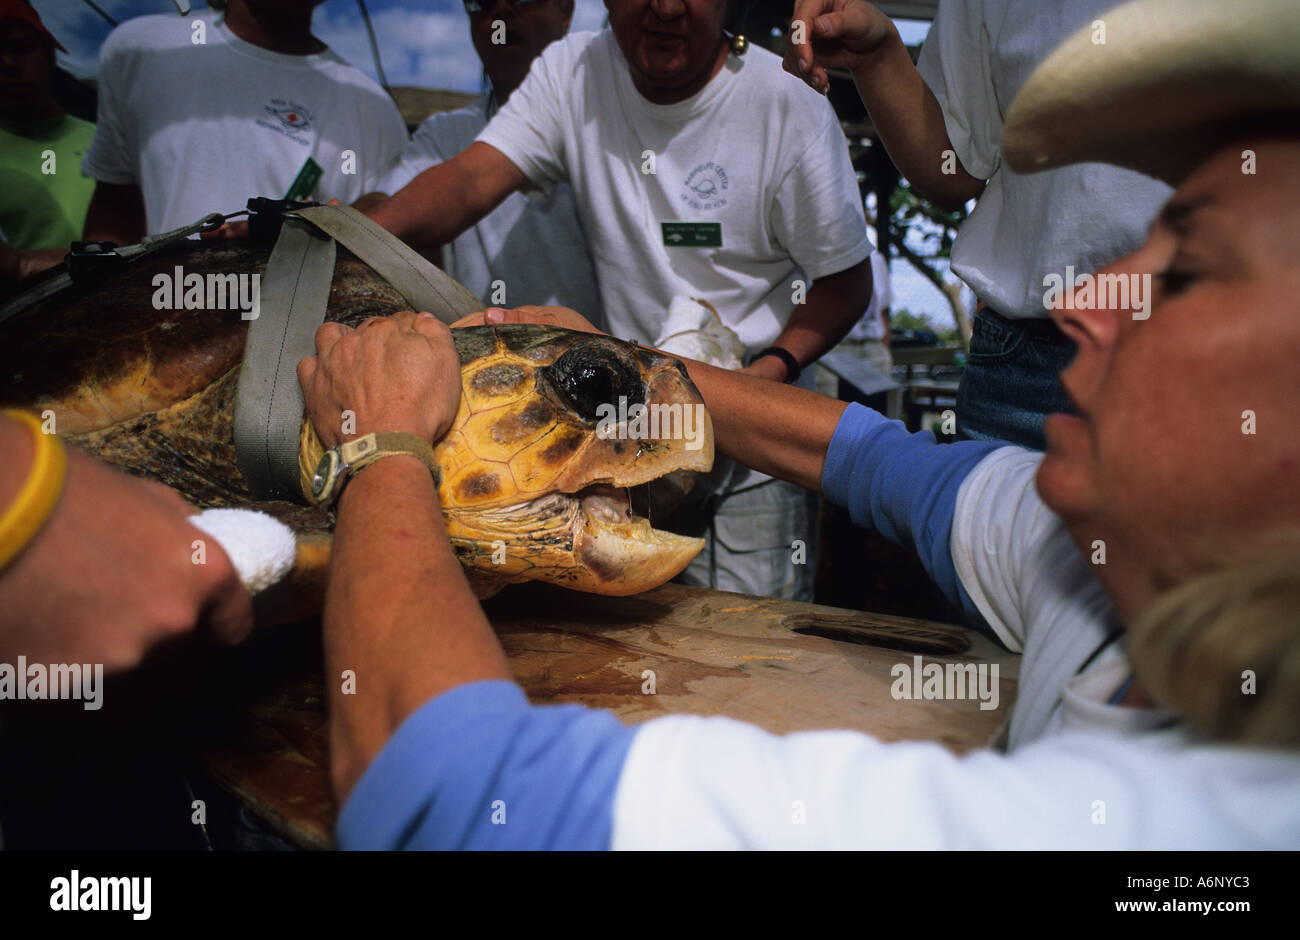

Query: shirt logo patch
left=681, top=162, right=729, bottom=211
left=260, top=99, right=314, bottom=138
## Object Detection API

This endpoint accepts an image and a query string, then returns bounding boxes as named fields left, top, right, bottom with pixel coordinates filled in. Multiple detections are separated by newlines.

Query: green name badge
left=662, top=222, right=722, bottom=248
left=284, top=157, right=323, bottom=201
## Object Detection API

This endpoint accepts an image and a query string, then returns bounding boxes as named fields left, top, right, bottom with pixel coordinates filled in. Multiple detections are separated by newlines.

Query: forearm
left=82, top=181, right=146, bottom=244
left=324, top=456, right=510, bottom=799
left=351, top=191, right=389, bottom=215
left=368, top=144, right=514, bottom=257
left=821, top=403, right=999, bottom=621
left=0, top=243, right=20, bottom=298
left=767, top=259, right=875, bottom=371
left=680, top=358, right=846, bottom=493
left=851, top=27, right=984, bottom=209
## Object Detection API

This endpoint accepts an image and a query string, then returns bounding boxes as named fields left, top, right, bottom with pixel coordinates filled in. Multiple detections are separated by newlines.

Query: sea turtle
left=0, top=240, right=713, bottom=610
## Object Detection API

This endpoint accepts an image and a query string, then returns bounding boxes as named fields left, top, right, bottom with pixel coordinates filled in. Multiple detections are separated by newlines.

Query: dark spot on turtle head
left=612, top=439, right=624, bottom=456
left=499, top=323, right=564, bottom=359
left=515, top=398, right=554, bottom=430
left=580, top=539, right=621, bottom=584
left=541, top=429, right=584, bottom=463
left=545, top=339, right=646, bottom=424
left=491, top=399, right=556, bottom=444
left=470, top=363, right=527, bottom=396
left=452, top=327, right=498, bottom=366
left=458, top=471, right=500, bottom=500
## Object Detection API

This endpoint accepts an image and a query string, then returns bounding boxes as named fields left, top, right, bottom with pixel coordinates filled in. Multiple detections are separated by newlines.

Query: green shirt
left=0, top=114, right=97, bottom=251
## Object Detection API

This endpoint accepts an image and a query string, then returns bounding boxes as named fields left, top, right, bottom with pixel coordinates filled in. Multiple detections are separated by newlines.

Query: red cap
left=0, top=0, right=68, bottom=53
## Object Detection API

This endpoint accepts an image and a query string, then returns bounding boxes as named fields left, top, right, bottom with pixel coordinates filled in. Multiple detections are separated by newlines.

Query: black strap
left=750, top=346, right=801, bottom=382
left=0, top=211, right=229, bottom=328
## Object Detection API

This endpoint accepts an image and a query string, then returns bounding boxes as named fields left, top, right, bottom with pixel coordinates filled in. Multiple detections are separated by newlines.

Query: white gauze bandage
left=188, top=508, right=297, bottom=594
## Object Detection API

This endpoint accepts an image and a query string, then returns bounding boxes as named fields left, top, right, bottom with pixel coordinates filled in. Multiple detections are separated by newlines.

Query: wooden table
left=199, top=582, right=1019, bottom=849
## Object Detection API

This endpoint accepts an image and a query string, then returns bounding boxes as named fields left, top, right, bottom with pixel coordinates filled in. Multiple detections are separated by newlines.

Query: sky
left=36, top=0, right=931, bottom=88
left=36, top=0, right=608, bottom=86
left=31, top=0, right=955, bottom=328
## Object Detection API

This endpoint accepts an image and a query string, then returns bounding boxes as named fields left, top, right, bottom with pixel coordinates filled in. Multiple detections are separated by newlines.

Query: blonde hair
left=1129, top=534, right=1300, bottom=748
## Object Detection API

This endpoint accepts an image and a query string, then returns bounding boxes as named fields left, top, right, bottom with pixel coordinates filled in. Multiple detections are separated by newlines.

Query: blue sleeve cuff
left=336, top=679, right=637, bottom=850
left=821, top=404, right=998, bottom=628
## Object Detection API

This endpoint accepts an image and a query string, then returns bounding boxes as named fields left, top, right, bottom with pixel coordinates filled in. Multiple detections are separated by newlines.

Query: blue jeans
left=955, top=309, right=1077, bottom=451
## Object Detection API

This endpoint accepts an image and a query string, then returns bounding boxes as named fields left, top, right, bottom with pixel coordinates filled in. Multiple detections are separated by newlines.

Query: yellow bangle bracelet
left=0, top=409, right=68, bottom=571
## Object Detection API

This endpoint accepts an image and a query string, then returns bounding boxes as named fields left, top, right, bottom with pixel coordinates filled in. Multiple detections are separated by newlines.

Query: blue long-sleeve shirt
left=337, top=405, right=998, bottom=850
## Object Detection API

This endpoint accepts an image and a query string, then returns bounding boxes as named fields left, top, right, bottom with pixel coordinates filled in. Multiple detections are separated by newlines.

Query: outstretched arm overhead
left=785, top=0, right=985, bottom=210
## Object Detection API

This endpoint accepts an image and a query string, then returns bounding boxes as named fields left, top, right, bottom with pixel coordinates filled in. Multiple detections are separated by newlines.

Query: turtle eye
left=547, top=342, right=646, bottom=423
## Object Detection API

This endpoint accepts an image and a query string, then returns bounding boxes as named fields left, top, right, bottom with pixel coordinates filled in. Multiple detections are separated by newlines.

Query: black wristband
left=750, top=346, right=801, bottom=383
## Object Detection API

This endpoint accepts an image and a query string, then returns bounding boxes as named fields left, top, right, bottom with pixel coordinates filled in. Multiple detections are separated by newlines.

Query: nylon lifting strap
left=234, top=217, right=336, bottom=500
left=233, top=205, right=484, bottom=500
left=290, top=204, right=482, bottom=324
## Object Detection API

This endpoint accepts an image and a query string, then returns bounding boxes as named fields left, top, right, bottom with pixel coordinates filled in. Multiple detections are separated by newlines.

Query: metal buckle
left=247, top=197, right=321, bottom=243
left=65, top=241, right=126, bottom=284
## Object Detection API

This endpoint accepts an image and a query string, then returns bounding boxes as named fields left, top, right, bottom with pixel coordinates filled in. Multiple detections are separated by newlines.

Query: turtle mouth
left=566, top=480, right=705, bottom=594
left=443, top=474, right=705, bottom=596
left=578, top=483, right=635, bottom=524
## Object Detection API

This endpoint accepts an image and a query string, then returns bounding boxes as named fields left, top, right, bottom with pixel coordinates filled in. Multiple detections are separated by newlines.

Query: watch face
left=310, top=450, right=341, bottom=504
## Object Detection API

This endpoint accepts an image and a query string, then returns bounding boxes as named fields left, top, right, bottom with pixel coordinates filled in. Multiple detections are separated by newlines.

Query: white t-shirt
left=949, top=446, right=1125, bottom=747
left=477, top=30, right=872, bottom=351
left=916, top=0, right=1172, bottom=320
left=608, top=447, right=1300, bottom=848
left=84, top=13, right=407, bottom=235
left=846, top=250, right=891, bottom=342
left=377, top=94, right=604, bottom=325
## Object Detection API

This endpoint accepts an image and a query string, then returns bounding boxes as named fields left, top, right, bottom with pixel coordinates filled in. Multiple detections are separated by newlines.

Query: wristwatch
left=307, top=431, right=439, bottom=507
left=749, top=346, right=801, bottom=383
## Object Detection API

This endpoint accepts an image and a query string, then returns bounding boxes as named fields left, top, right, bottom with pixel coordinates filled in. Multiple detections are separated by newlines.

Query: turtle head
left=299, top=325, right=714, bottom=597
left=439, top=326, right=713, bottom=596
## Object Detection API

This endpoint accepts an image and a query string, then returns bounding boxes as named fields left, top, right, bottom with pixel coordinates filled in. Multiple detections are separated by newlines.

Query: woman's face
left=1037, top=137, right=1300, bottom=618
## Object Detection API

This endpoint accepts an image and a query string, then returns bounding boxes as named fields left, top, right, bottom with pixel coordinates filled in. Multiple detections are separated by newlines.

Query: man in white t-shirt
left=787, top=0, right=1172, bottom=451
left=370, top=1, right=875, bottom=601
left=361, top=0, right=602, bottom=324
left=81, top=0, right=407, bottom=242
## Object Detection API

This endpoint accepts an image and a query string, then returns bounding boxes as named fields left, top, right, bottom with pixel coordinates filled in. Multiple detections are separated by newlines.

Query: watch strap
left=750, top=346, right=801, bottom=383
left=343, top=431, right=439, bottom=479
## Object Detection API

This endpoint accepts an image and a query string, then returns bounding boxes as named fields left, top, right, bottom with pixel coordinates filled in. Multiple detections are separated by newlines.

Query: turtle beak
left=574, top=516, right=704, bottom=596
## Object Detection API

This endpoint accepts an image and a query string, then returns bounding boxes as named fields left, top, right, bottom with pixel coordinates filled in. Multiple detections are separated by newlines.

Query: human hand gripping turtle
left=449, top=305, right=603, bottom=334
left=296, top=311, right=511, bottom=794
left=297, top=310, right=462, bottom=452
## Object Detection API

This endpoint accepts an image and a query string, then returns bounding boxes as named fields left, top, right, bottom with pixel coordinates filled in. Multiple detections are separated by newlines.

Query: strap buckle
left=65, top=241, right=126, bottom=284
left=247, top=197, right=321, bottom=243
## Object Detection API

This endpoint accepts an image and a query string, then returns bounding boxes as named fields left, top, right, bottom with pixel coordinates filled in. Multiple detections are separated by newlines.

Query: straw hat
left=1003, top=0, right=1300, bottom=184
